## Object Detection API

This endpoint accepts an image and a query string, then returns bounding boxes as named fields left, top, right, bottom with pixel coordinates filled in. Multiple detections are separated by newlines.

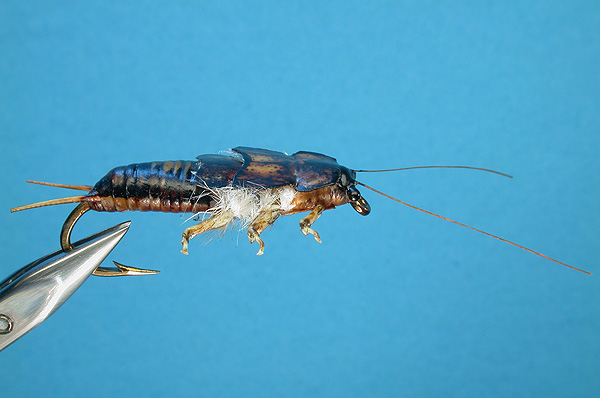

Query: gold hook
left=61, top=203, right=159, bottom=277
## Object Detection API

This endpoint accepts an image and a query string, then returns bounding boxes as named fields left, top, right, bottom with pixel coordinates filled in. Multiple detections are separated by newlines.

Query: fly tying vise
left=10, top=147, right=591, bottom=276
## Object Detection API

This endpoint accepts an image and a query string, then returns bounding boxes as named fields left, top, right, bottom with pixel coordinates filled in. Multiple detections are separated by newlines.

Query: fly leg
left=299, top=204, right=324, bottom=243
left=181, top=212, right=234, bottom=255
left=247, top=205, right=282, bottom=255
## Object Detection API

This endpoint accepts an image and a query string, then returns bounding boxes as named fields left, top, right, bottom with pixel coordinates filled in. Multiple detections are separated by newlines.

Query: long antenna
left=355, top=166, right=513, bottom=179
left=356, top=181, right=591, bottom=275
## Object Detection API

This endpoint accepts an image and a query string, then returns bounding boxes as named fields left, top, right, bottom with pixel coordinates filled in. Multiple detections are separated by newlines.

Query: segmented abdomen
left=85, top=161, right=215, bottom=213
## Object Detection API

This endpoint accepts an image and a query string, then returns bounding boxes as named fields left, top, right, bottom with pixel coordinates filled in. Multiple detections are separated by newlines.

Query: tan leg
left=181, top=212, right=234, bottom=255
left=299, top=204, right=324, bottom=243
left=247, top=205, right=281, bottom=255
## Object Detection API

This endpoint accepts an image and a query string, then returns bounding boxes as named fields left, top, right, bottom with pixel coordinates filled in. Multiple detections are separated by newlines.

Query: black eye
left=347, top=187, right=360, bottom=202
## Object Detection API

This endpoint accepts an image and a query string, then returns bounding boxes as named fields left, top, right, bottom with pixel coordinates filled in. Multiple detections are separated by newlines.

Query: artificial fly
left=10, top=147, right=591, bottom=276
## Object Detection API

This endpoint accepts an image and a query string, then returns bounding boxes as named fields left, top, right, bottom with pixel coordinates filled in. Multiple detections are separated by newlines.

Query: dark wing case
left=194, top=154, right=244, bottom=188
left=231, top=147, right=343, bottom=191
left=230, top=147, right=296, bottom=188
left=290, top=151, right=342, bottom=191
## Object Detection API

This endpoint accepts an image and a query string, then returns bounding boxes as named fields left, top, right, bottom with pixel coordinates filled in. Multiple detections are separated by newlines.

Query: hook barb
left=91, top=261, right=160, bottom=277
left=62, top=203, right=159, bottom=277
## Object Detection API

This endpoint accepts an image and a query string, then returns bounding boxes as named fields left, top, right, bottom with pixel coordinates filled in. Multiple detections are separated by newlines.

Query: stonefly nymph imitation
left=11, top=147, right=591, bottom=276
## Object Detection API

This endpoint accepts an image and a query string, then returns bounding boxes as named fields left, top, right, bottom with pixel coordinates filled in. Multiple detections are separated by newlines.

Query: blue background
left=1, top=2, right=598, bottom=397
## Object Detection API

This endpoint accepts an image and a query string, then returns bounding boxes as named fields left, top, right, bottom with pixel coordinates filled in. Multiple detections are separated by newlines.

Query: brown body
left=284, top=185, right=348, bottom=215
left=11, top=147, right=366, bottom=270
left=86, top=184, right=347, bottom=215
left=81, top=161, right=350, bottom=216
left=84, top=161, right=210, bottom=214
